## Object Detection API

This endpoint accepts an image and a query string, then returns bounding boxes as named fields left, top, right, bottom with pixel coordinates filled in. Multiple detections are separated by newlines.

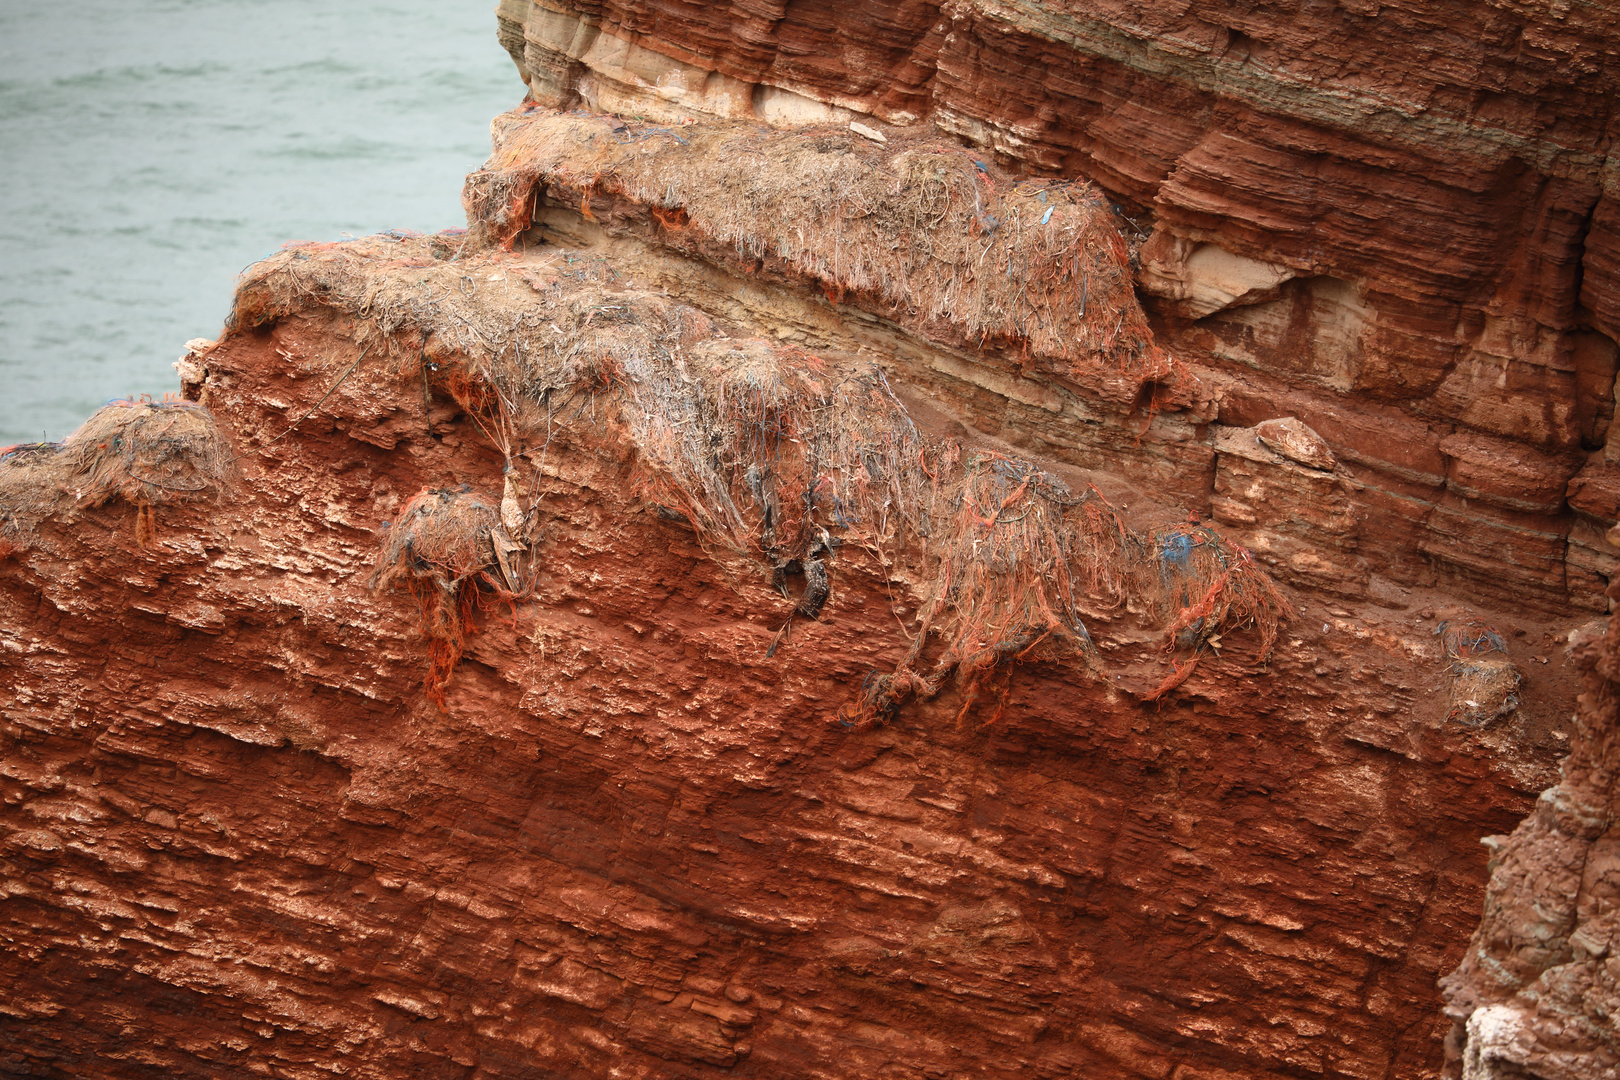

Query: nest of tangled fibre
left=371, top=487, right=529, bottom=706
left=461, top=107, right=1172, bottom=409
left=0, top=398, right=229, bottom=550
left=1435, top=616, right=1520, bottom=727
left=234, top=232, right=1289, bottom=713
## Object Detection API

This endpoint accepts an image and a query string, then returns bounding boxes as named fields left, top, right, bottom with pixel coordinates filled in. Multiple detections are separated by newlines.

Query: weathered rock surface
left=0, top=186, right=1592, bottom=1077
left=0, top=289, right=1579, bottom=1078
left=496, top=0, right=1620, bottom=613
left=1440, top=607, right=1620, bottom=1078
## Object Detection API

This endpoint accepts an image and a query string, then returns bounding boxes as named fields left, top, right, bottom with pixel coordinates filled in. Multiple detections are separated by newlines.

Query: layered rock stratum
left=2, top=2, right=1618, bottom=1078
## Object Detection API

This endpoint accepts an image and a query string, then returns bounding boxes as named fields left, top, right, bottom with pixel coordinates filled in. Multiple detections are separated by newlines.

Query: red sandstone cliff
left=2, top=3, right=1617, bottom=1078
left=497, top=0, right=1620, bottom=613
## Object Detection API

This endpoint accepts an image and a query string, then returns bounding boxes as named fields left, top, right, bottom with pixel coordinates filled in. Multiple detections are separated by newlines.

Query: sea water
left=0, top=0, right=522, bottom=443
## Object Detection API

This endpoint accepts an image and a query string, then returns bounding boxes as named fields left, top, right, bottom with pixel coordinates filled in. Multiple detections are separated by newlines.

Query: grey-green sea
left=0, top=0, right=520, bottom=443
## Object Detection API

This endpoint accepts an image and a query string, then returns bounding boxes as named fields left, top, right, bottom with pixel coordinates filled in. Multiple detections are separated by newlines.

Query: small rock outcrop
left=1257, top=418, right=1338, bottom=472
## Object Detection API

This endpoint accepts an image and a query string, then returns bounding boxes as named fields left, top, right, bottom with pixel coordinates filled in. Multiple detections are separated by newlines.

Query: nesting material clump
left=0, top=443, right=62, bottom=552
left=840, top=454, right=1132, bottom=727
left=61, top=400, right=227, bottom=511
left=1136, top=523, right=1296, bottom=701
left=1148, top=523, right=1293, bottom=658
left=236, top=233, right=1291, bottom=720
left=462, top=107, right=1171, bottom=405
left=371, top=487, right=528, bottom=706
left=1435, top=616, right=1520, bottom=726
left=0, top=399, right=228, bottom=548
left=231, top=235, right=927, bottom=568
left=628, top=337, right=941, bottom=563
left=838, top=477, right=1295, bottom=725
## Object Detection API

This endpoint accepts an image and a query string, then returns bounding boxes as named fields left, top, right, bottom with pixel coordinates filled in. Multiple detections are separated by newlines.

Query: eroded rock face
left=0, top=179, right=1594, bottom=1077
left=0, top=292, right=1577, bottom=1078
left=1440, top=604, right=1620, bottom=1079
